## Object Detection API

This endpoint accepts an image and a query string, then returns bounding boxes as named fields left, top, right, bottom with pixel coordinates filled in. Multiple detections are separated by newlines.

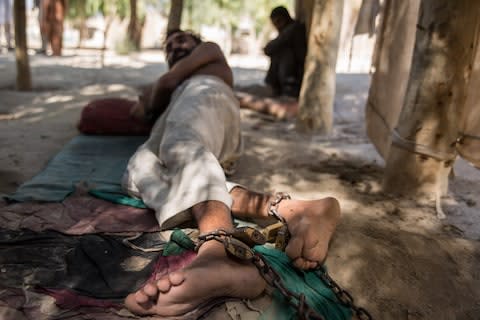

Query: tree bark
left=295, top=0, right=305, bottom=23
left=14, top=0, right=32, bottom=91
left=299, top=0, right=315, bottom=37
left=296, top=0, right=343, bottom=134
left=383, top=0, right=480, bottom=197
left=127, top=0, right=141, bottom=50
left=167, top=0, right=183, bottom=33
left=76, top=0, right=87, bottom=48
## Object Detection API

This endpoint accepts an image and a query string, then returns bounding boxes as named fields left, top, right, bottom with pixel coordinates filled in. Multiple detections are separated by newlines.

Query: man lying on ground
left=123, top=29, right=340, bottom=317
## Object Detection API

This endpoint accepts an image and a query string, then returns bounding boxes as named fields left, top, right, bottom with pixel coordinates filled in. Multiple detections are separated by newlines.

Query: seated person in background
left=264, top=6, right=307, bottom=98
left=125, top=29, right=340, bottom=317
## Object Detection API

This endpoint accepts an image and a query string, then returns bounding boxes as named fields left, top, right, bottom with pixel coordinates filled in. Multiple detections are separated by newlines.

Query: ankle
left=196, top=239, right=227, bottom=257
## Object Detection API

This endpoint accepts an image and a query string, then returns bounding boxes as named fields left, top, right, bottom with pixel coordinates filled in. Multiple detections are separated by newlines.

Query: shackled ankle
left=266, top=192, right=291, bottom=222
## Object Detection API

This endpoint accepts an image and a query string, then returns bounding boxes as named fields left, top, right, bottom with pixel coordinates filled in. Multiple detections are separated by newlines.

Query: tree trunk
left=14, top=0, right=32, bottom=91
left=127, top=0, right=141, bottom=50
left=296, top=0, right=343, bottom=134
left=383, top=0, right=480, bottom=197
left=300, top=0, right=315, bottom=35
left=77, top=0, right=87, bottom=48
left=167, top=0, right=183, bottom=33
left=295, top=0, right=305, bottom=23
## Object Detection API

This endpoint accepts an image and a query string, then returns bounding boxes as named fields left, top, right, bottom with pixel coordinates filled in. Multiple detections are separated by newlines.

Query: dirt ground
left=1, top=49, right=479, bottom=320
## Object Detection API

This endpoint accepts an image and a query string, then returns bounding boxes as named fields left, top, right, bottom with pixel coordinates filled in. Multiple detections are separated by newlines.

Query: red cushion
left=77, top=98, right=152, bottom=135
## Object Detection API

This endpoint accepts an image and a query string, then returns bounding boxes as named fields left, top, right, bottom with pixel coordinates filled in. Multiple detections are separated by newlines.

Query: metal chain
left=267, top=192, right=372, bottom=319
left=267, top=192, right=291, bottom=223
left=197, top=228, right=324, bottom=320
left=196, top=227, right=373, bottom=320
left=251, top=252, right=325, bottom=320
left=315, top=267, right=373, bottom=320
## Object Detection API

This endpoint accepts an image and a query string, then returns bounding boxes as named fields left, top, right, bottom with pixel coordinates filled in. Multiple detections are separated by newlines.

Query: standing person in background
left=40, top=0, right=65, bottom=56
left=0, top=0, right=13, bottom=51
left=34, top=0, right=49, bottom=54
left=264, top=6, right=307, bottom=98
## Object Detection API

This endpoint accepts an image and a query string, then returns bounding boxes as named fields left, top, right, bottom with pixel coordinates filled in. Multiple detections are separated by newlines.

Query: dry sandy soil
left=1, top=49, right=480, bottom=320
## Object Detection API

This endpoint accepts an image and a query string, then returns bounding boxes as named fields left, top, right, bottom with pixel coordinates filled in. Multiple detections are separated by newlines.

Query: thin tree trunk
left=127, top=0, right=140, bottom=50
left=186, top=0, right=192, bottom=29
left=14, top=0, right=32, bottom=91
left=295, top=0, right=305, bottom=23
left=300, top=0, right=315, bottom=35
left=167, top=0, right=183, bottom=33
left=296, top=0, right=343, bottom=134
left=100, top=16, right=113, bottom=68
left=77, top=0, right=87, bottom=48
left=383, top=0, right=480, bottom=197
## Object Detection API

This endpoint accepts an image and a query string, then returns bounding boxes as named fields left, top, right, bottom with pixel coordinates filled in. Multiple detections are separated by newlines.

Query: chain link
left=251, top=253, right=325, bottom=320
left=267, top=192, right=291, bottom=223
left=315, top=267, right=373, bottom=320
left=197, top=228, right=324, bottom=319
left=196, top=227, right=372, bottom=320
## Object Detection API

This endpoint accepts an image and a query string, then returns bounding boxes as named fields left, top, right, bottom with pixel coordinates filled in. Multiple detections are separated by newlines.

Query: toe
left=285, top=237, right=302, bottom=261
left=169, top=270, right=186, bottom=286
left=157, top=277, right=172, bottom=293
left=125, top=292, right=154, bottom=315
left=143, top=282, right=159, bottom=297
left=292, top=257, right=318, bottom=270
left=292, top=257, right=308, bottom=269
left=305, top=260, right=318, bottom=270
left=134, top=290, right=150, bottom=304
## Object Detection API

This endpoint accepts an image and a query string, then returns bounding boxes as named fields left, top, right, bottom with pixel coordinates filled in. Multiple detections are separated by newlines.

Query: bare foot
left=236, top=92, right=298, bottom=120
left=124, top=240, right=266, bottom=317
left=268, top=97, right=298, bottom=119
left=278, top=197, right=341, bottom=269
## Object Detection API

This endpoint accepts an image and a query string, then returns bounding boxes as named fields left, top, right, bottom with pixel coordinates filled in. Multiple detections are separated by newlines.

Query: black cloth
left=0, top=229, right=162, bottom=300
left=264, top=21, right=307, bottom=97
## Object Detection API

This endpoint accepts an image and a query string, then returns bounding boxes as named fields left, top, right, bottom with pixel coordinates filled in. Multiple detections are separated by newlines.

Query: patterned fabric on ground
left=0, top=228, right=352, bottom=320
left=0, top=191, right=157, bottom=234
left=0, top=228, right=199, bottom=319
left=0, top=229, right=166, bottom=300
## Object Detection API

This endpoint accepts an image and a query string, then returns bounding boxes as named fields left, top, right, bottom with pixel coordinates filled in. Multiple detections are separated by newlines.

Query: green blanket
left=8, top=135, right=146, bottom=202
left=167, top=229, right=352, bottom=320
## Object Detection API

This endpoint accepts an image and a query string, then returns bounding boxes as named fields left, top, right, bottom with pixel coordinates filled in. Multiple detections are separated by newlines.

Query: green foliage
left=67, top=0, right=293, bottom=35
left=114, top=37, right=138, bottom=55
left=182, top=0, right=293, bottom=36
left=67, top=0, right=140, bottom=20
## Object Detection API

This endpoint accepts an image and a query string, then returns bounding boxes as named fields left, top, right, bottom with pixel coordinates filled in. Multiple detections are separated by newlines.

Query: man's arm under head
left=138, top=41, right=233, bottom=122
left=166, top=41, right=233, bottom=88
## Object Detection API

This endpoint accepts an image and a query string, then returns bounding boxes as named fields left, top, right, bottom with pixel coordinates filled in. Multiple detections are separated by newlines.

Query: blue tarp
left=7, top=135, right=146, bottom=202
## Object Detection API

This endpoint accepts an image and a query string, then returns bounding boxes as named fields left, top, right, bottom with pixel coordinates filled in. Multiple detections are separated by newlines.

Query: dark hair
left=270, top=6, right=291, bottom=20
left=165, top=29, right=202, bottom=44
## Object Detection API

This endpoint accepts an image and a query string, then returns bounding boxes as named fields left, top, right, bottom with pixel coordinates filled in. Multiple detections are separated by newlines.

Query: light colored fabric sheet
left=122, top=75, right=243, bottom=229
left=367, top=0, right=480, bottom=168
left=353, top=0, right=380, bottom=37
left=365, top=0, right=420, bottom=158
left=458, top=29, right=480, bottom=168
